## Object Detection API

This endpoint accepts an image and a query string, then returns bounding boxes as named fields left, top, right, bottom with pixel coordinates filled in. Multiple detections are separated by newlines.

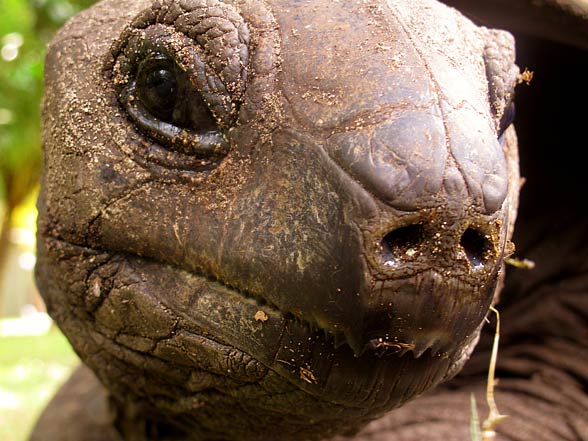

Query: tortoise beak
left=317, top=210, right=505, bottom=359
left=346, top=270, right=498, bottom=358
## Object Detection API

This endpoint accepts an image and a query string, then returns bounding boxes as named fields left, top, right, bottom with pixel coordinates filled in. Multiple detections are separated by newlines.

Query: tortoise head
left=36, top=0, right=520, bottom=439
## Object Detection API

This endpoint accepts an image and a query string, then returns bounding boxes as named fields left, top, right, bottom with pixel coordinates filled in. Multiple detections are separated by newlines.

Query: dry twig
left=470, top=306, right=508, bottom=440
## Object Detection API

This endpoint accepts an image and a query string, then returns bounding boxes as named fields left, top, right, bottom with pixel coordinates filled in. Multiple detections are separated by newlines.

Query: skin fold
left=31, top=0, right=587, bottom=440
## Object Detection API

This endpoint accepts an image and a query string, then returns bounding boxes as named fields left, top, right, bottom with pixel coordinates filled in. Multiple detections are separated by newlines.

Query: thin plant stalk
left=481, top=306, right=508, bottom=440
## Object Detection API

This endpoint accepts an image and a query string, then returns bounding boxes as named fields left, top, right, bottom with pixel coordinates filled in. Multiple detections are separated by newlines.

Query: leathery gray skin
left=34, top=0, right=520, bottom=439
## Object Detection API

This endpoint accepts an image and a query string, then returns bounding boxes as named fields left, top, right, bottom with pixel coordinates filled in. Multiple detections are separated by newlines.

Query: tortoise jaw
left=312, top=266, right=498, bottom=360
left=37, top=235, right=474, bottom=425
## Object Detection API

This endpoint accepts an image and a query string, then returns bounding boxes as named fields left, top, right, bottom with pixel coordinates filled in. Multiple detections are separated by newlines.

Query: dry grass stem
left=481, top=306, right=508, bottom=440
left=504, top=257, right=535, bottom=269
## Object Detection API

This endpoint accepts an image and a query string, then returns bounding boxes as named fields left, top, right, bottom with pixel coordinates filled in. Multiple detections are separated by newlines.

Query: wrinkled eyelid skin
left=103, top=0, right=252, bottom=168
left=110, top=0, right=251, bottom=101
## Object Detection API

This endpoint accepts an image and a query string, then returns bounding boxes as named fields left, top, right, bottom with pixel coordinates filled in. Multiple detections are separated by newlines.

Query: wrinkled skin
left=32, top=0, right=587, bottom=440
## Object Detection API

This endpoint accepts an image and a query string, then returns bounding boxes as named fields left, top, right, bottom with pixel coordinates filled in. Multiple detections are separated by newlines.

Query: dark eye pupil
left=130, top=53, right=219, bottom=148
left=138, top=67, right=178, bottom=120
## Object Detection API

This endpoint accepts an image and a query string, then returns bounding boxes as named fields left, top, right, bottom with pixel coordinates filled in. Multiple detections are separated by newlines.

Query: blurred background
left=0, top=0, right=93, bottom=439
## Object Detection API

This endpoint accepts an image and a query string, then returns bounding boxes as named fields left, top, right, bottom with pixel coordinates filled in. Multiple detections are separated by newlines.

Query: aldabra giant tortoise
left=32, top=0, right=588, bottom=439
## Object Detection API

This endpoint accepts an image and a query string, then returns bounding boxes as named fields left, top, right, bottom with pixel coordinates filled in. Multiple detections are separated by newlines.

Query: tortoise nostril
left=460, top=228, right=492, bottom=269
left=376, top=224, right=495, bottom=270
left=380, top=224, right=425, bottom=267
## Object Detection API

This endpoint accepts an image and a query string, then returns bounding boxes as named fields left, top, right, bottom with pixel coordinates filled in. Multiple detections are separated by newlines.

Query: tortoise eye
left=115, top=48, right=228, bottom=163
left=108, top=3, right=249, bottom=172
left=133, top=54, right=219, bottom=136
left=137, top=61, right=178, bottom=122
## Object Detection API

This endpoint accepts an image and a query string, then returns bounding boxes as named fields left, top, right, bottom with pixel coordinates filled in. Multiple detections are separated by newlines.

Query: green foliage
left=0, top=325, right=78, bottom=441
left=0, top=0, right=95, bottom=208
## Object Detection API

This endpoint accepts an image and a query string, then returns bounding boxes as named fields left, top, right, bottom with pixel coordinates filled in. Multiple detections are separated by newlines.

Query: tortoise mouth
left=37, top=236, right=467, bottom=412
left=347, top=269, right=496, bottom=359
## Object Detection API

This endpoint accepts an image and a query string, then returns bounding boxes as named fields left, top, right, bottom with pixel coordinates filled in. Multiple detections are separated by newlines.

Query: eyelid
left=112, top=14, right=248, bottom=126
left=128, top=99, right=228, bottom=157
left=112, top=27, right=235, bottom=125
left=113, top=80, right=230, bottom=174
left=111, top=27, right=234, bottom=160
left=119, top=80, right=228, bottom=157
left=106, top=1, right=250, bottom=173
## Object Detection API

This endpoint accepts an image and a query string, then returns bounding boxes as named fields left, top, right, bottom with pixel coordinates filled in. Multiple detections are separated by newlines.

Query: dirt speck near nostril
left=300, top=366, right=318, bottom=384
left=255, top=310, right=269, bottom=322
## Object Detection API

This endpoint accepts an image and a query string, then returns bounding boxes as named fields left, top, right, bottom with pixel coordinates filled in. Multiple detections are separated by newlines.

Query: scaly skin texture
left=37, top=0, right=588, bottom=439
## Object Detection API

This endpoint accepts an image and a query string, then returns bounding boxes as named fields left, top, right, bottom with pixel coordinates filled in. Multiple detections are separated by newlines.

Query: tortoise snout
left=341, top=212, right=506, bottom=357
left=373, top=218, right=497, bottom=274
left=326, top=110, right=509, bottom=215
